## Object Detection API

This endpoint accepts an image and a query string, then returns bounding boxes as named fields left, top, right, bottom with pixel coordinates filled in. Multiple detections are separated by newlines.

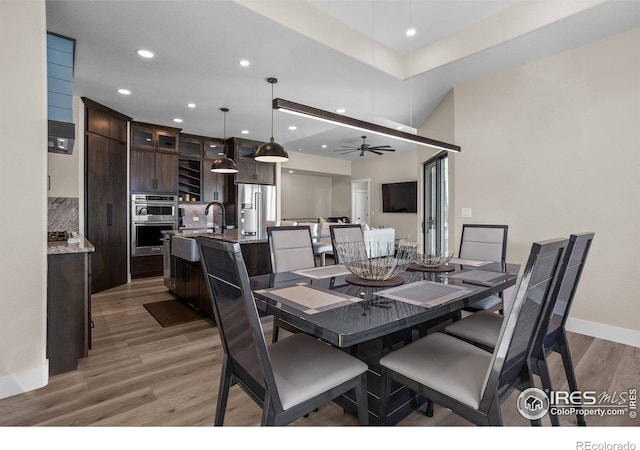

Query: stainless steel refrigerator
left=236, top=184, right=277, bottom=235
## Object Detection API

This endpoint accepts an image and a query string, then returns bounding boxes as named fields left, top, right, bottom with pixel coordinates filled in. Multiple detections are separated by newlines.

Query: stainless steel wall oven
left=131, top=194, right=178, bottom=256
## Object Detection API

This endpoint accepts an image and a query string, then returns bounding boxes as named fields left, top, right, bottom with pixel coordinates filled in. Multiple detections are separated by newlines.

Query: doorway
left=423, top=153, right=448, bottom=254
left=351, top=179, right=370, bottom=225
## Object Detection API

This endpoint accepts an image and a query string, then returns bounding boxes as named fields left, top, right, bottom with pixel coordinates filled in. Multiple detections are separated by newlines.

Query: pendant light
left=211, top=107, right=238, bottom=173
left=254, top=77, right=289, bottom=163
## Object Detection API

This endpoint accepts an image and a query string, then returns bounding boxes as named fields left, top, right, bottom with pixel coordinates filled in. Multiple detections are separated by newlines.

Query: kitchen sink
left=171, top=236, right=201, bottom=262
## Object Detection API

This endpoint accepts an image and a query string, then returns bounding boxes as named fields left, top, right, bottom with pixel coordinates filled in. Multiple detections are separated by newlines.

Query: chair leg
left=487, top=400, right=503, bottom=426
left=378, top=367, right=392, bottom=426
left=558, top=330, right=586, bottom=426
left=261, top=391, right=276, bottom=426
left=355, top=373, right=369, bottom=425
left=321, top=252, right=326, bottom=266
left=214, top=355, right=232, bottom=426
left=535, top=354, right=559, bottom=426
left=272, top=321, right=279, bottom=343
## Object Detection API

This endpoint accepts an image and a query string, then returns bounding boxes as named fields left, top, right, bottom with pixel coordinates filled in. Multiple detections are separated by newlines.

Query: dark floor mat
left=143, top=300, right=204, bottom=327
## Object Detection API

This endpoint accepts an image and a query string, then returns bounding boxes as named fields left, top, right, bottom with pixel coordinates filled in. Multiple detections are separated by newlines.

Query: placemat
left=407, top=263, right=455, bottom=272
left=445, top=269, right=510, bottom=286
left=449, top=257, right=492, bottom=267
left=255, top=283, right=363, bottom=314
left=373, top=281, right=472, bottom=308
left=291, top=264, right=352, bottom=279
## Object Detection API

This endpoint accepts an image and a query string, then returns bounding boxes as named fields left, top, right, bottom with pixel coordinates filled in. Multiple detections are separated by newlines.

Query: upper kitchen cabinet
left=131, top=122, right=180, bottom=153
left=83, top=98, right=127, bottom=142
left=178, top=134, right=203, bottom=158
left=228, top=137, right=275, bottom=185
left=203, top=137, right=226, bottom=159
left=131, top=148, right=178, bottom=194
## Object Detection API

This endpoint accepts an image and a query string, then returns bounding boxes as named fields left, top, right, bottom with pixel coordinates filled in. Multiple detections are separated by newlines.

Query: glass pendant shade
left=255, top=137, right=288, bottom=163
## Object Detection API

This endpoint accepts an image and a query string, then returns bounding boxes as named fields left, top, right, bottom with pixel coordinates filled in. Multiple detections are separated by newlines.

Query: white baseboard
left=0, top=361, right=48, bottom=400
left=566, top=317, right=640, bottom=348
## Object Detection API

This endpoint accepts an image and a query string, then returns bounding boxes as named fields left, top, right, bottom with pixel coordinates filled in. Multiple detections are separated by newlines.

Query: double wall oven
left=131, top=194, right=178, bottom=256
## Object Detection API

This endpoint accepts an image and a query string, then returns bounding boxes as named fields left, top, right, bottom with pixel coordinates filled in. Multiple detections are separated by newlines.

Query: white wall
left=454, top=28, right=640, bottom=343
left=281, top=172, right=332, bottom=219
left=351, top=150, right=420, bottom=241
left=0, top=0, right=49, bottom=398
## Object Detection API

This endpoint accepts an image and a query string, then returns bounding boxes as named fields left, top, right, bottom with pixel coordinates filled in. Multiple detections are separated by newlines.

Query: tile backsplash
left=179, top=203, right=224, bottom=229
left=48, top=197, right=79, bottom=232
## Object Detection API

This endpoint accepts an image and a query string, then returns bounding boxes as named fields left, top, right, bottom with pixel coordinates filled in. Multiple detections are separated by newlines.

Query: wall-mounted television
left=381, top=181, right=417, bottom=213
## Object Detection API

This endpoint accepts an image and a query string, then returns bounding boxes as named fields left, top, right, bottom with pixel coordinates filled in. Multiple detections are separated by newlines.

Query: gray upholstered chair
left=459, top=224, right=509, bottom=312
left=267, top=226, right=316, bottom=343
left=329, top=224, right=365, bottom=264
left=197, top=236, right=369, bottom=426
left=378, top=237, right=568, bottom=426
left=267, top=226, right=316, bottom=273
left=445, top=232, right=594, bottom=426
left=298, top=222, right=332, bottom=266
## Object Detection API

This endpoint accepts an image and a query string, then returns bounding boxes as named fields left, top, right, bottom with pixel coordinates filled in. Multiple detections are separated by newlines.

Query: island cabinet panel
left=47, top=252, right=90, bottom=375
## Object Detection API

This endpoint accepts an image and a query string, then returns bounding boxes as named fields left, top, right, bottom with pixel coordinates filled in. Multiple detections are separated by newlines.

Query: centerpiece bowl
left=335, top=241, right=417, bottom=287
left=409, top=252, right=455, bottom=272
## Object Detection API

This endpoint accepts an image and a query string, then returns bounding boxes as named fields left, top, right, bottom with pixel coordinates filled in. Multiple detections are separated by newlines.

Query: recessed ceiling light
left=297, top=148, right=302, bottom=151
left=397, top=126, right=404, bottom=130
left=241, top=130, right=249, bottom=134
left=187, top=103, right=196, bottom=108
left=321, top=144, right=327, bottom=148
left=406, top=28, right=416, bottom=37
left=288, top=170, right=294, bottom=173
left=173, top=118, right=183, bottom=123
left=335, top=108, right=346, bottom=114
left=239, top=59, right=250, bottom=67
left=117, top=88, right=131, bottom=95
left=136, top=49, right=155, bottom=59
left=288, top=125, right=297, bottom=130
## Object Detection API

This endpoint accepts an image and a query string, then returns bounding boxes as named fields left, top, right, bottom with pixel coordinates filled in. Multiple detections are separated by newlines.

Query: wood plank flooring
left=0, top=276, right=637, bottom=427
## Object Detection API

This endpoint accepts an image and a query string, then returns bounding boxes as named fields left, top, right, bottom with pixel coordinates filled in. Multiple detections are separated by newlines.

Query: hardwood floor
left=0, top=276, right=637, bottom=427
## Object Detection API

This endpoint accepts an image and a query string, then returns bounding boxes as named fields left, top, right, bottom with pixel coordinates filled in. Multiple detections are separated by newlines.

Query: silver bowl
left=335, top=241, right=417, bottom=281
left=415, top=252, right=453, bottom=268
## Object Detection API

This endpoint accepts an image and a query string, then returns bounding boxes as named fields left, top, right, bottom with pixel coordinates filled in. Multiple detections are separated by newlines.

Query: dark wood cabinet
left=179, top=134, right=203, bottom=157
left=202, top=162, right=225, bottom=202
left=175, top=258, right=213, bottom=319
left=178, top=158, right=202, bottom=202
left=130, top=122, right=180, bottom=194
left=47, top=251, right=91, bottom=375
left=84, top=98, right=127, bottom=142
left=204, top=138, right=225, bottom=159
left=130, top=148, right=178, bottom=194
left=84, top=99, right=130, bottom=294
left=130, top=254, right=163, bottom=278
left=131, top=122, right=179, bottom=153
left=228, top=137, right=275, bottom=185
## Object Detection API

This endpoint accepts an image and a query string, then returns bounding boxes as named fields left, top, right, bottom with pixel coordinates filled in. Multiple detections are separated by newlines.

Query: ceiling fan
left=333, top=136, right=396, bottom=157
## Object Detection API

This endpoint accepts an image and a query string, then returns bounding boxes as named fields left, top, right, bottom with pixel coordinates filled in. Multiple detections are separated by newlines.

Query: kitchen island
left=165, top=228, right=271, bottom=320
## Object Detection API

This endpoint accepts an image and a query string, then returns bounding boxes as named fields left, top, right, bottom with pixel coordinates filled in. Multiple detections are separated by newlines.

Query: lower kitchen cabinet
left=47, top=250, right=92, bottom=376
left=175, top=258, right=213, bottom=320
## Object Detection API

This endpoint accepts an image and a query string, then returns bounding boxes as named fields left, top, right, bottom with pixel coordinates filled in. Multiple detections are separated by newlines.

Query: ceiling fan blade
left=338, top=150, right=358, bottom=155
left=370, top=150, right=384, bottom=155
left=341, top=145, right=359, bottom=149
left=368, top=145, right=392, bottom=149
left=334, top=148, right=357, bottom=152
left=372, top=148, right=395, bottom=152
left=359, top=150, right=365, bottom=157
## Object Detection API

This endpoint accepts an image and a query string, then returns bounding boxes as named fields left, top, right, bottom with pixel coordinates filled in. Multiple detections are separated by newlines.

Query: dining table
left=250, top=259, right=520, bottom=425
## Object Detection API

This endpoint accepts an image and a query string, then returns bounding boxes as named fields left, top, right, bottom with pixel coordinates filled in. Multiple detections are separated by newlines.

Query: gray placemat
left=255, top=283, right=363, bottom=314
left=449, top=257, right=492, bottom=267
left=373, top=281, right=472, bottom=308
left=291, top=264, right=352, bottom=279
left=445, top=269, right=510, bottom=286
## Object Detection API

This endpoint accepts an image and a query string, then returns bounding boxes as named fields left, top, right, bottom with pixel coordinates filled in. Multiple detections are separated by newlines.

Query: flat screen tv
left=382, top=181, right=417, bottom=213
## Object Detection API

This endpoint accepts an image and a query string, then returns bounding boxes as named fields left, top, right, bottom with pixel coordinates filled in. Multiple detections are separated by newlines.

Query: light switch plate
left=462, top=208, right=472, bottom=218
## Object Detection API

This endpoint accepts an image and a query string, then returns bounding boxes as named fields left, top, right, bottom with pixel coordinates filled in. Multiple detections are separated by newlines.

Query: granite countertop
left=47, top=235, right=95, bottom=255
left=172, top=228, right=268, bottom=244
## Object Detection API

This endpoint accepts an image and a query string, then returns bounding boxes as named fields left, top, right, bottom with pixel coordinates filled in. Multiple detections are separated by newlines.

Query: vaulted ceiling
left=46, top=0, right=640, bottom=159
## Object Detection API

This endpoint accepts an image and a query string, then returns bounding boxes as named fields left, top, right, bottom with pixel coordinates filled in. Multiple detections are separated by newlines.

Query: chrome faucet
left=204, top=201, right=226, bottom=233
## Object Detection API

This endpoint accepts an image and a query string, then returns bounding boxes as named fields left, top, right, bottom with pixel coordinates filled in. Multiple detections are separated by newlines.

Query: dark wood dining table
left=250, top=261, right=519, bottom=425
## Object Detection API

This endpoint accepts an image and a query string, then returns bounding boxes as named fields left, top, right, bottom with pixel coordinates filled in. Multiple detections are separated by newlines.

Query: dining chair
left=445, top=232, right=594, bottom=426
left=459, top=224, right=509, bottom=313
left=297, top=222, right=332, bottom=266
left=267, top=226, right=315, bottom=343
left=196, top=236, right=369, bottom=426
left=330, top=224, right=365, bottom=264
left=378, top=237, right=568, bottom=426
